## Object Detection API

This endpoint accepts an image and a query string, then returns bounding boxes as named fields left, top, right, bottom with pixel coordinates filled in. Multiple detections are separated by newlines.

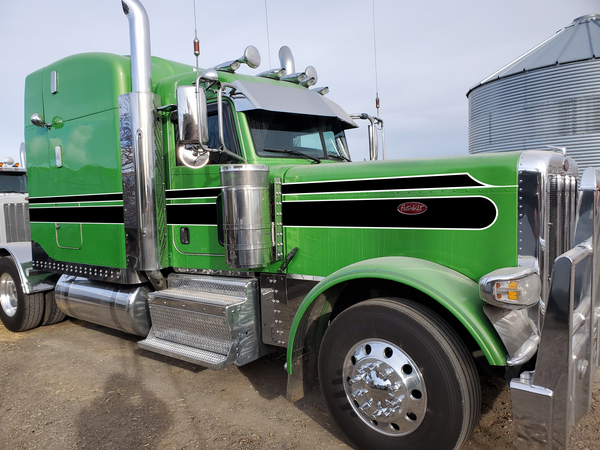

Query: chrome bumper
left=510, top=167, right=600, bottom=449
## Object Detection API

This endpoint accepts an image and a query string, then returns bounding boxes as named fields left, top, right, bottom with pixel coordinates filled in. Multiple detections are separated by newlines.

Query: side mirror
left=176, top=85, right=208, bottom=145
left=241, top=45, right=261, bottom=69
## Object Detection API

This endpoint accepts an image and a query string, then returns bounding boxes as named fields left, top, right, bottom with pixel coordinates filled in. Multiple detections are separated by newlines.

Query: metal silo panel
left=468, top=58, right=600, bottom=176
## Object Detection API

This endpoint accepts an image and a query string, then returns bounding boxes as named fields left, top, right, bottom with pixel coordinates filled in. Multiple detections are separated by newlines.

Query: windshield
left=0, top=172, right=27, bottom=193
left=246, top=111, right=351, bottom=162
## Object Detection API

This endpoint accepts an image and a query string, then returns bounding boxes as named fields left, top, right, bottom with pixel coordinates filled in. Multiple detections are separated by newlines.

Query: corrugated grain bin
left=467, top=14, right=600, bottom=175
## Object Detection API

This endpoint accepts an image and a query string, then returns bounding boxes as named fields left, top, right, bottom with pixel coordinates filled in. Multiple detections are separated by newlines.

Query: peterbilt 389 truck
left=1, top=1, right=599, bottom=449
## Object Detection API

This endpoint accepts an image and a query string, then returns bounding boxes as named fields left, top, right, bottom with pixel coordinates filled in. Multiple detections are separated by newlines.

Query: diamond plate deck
left=138, top=330, right=231, bottom=370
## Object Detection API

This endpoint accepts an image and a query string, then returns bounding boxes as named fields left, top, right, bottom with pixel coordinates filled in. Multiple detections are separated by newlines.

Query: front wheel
left=0, top=257, right=44, bottom=332
left=318, top=298, right=480, bottom=450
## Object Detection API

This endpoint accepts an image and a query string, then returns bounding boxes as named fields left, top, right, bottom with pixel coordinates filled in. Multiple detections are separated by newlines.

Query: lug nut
left=349, top=373, right=368, bottom=385
left=351, top=388, right=368, bottom=398
left=380, top=368, right=394, bottom=379
left=359, top=399, right=373, bottom=411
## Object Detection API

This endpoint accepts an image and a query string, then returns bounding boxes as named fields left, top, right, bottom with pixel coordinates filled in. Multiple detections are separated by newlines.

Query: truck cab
left=2, top=1, right=599, bottom=449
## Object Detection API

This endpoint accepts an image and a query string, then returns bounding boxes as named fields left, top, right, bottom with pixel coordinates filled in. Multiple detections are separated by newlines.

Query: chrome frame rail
left=510, top=167, right=600, bottom=449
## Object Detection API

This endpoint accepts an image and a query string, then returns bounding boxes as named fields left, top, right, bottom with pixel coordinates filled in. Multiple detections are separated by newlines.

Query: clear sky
left=0, top=0, right=597, bottom=164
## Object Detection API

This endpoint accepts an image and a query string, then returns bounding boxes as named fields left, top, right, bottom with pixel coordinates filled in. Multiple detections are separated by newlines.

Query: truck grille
left=517, top=152, right=579, bottom=308
left=547, top=174, right=577, bottom=281
left=4, top=203, right=31, bottom=243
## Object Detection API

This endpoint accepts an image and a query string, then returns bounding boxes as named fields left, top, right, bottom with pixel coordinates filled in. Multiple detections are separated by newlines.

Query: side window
left=175, top=101, right=240, bottom=166
left=322, top=131, right=338, bottom=156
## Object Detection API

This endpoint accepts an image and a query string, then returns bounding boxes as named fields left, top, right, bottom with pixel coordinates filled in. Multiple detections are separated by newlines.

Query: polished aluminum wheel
left=0, top=272, right=18, bottom=318
left=343, top=339, right=427, bottom=436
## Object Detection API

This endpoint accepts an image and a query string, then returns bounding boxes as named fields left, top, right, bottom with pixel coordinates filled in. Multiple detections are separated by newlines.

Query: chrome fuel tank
left=55, top=275, right=151, bottom=337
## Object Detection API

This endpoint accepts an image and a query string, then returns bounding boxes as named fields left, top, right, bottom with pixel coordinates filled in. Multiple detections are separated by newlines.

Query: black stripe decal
left=283, top=197, right=497, bottom=229
left=29, top=206, right=124, bottom=224
left=282, top=174, right=485, bottom=195
left=29, top=193, right=123, bottom=204
left=166, top=188, right=221, bottom=199
left=167, top=204, right=218, bottom=225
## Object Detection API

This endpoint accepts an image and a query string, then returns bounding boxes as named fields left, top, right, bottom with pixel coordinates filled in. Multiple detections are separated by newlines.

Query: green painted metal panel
left=282, top=188, right=516, bottom=281
left=30, top=222, right=127, bottom=268
left=287, top=256, right=507, bottom=372
left=24, top=53, right=194, bottom=271
left=283, top=151, right=520, bottom=186
left=171, top=225, right=225, bottom=257
left=279, top=153, right=520, bottom=282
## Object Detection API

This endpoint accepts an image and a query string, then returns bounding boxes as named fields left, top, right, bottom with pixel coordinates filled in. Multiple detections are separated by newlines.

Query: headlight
left=479, top=267, right=541, bottom=309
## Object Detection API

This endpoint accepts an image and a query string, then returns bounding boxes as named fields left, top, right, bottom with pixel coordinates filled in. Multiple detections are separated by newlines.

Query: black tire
left=42, top=290, right=66, bottom=326
left=0, top=257, right=44, bottom=332
left=318, top=298, right=480, bottom=450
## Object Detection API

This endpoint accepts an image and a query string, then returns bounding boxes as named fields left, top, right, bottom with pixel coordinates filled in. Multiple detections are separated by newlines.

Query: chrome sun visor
left=230, top=80, right=357, bottom=129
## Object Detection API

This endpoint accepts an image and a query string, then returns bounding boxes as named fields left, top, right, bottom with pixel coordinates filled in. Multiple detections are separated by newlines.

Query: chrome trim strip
left=274, top=178, right=283, bottom=260
left=50, top=71, right=58, bottom=95
left=286, top=273, right=325, bottom=282
left=0, top=243, right=55, bottom=294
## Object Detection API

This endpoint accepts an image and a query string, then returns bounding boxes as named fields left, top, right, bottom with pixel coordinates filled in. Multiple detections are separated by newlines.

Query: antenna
left=193, top=0, right=200, bottom=70
left=264, top=1, right=272, bottom=69
left=372, top=0, right=380, bottom=118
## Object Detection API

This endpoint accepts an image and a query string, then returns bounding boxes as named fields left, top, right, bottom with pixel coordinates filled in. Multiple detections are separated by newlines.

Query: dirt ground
left=1, top=319, right=599, bottom=450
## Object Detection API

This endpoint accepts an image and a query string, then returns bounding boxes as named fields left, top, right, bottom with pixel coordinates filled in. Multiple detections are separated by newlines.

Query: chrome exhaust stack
left=120, top=0, right=167, bottom=274
left=121, top=0, right=151, bottom=93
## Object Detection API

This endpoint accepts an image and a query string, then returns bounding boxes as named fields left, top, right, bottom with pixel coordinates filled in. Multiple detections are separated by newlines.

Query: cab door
left=167, top=100, right=242, bottom=270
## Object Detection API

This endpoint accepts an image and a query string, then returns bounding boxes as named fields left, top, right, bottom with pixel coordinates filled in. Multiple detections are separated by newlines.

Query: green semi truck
left=1, top=1, right=599, bottom=449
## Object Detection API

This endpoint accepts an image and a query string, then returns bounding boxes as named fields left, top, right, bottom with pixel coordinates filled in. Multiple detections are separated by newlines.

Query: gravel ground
left=1, top=318, right=599, bottom=449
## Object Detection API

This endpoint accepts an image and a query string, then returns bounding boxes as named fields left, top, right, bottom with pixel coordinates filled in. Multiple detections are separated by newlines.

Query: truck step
left=138, top=329, right=230, bottom=369
left=138, top=274, right=267, bottom=370
left=167, top=273, right=255, bottom=298
left=151, top=287, right=244, bottom=307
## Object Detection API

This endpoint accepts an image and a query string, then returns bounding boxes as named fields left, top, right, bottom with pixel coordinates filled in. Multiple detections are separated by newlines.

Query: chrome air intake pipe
left=120, top=0, right=167, bottom=274
left=220, top=165, right=274, bottom=268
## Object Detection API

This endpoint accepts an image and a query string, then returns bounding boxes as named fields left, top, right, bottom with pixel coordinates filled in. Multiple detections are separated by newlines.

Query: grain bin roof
left=468, top=14, right=600, bottom=95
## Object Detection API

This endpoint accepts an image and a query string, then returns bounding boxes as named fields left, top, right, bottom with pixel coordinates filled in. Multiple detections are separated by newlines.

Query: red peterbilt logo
left=398, top=202, right=427, bottom=215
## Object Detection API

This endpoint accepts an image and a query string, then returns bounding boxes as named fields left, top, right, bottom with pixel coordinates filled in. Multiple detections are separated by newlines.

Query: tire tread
left=379, top=299, right=481, bottom=448
left=42, top=291, right=66, bottom=326
left=18, top=292, right=45, bottom=332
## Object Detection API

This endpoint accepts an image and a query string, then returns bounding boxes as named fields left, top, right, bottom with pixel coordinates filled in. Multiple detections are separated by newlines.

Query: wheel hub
left=343, top=339, right=427, bottom=436
left=0, top=272, right=18, bottom=318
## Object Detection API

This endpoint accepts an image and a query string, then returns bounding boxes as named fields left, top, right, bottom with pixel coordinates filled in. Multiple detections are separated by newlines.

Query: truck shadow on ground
left=74, top=372, right=172, bottom=449
left=70, top=318, right=207, bottom=373
left=238, top=349, right=354, bottom=447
